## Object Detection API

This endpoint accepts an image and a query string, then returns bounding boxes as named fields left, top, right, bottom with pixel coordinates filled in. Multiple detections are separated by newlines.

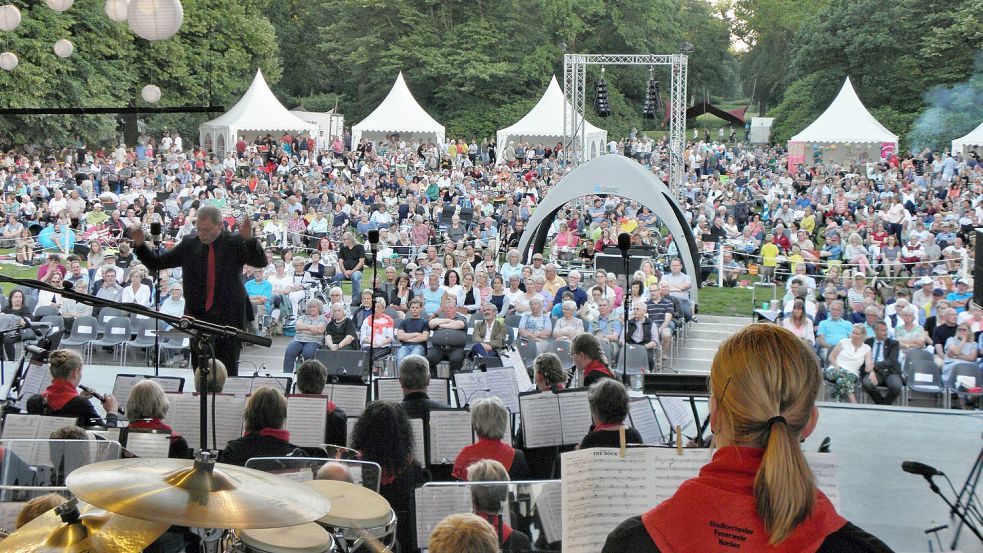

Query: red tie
left=205, top=244, right=215, bottom=311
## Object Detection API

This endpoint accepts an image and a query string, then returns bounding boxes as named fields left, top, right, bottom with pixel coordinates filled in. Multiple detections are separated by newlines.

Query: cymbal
left=66, top=455, right=332, bottom=529
left=0, top=498, right=168, bottom=553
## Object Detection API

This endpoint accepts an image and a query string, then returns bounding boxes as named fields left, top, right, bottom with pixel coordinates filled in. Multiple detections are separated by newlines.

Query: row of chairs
left=903, top=349, right=982, bottom=409
left=61, top=315, right=189, bottom=365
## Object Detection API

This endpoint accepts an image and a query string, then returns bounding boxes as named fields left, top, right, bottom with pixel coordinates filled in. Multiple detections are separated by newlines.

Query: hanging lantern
left=53, top=39, right=74, bottom=58
left=105, top=0, right=129, bottom=21
left=0, top=51, right=17, bottom=71
left=127, top=0, right=183, bottom=41
left=141, top=84, right=161, bottom=103
left=45, top=0, right=73, bottom=12
left=0, top=4, right=21, bottom=31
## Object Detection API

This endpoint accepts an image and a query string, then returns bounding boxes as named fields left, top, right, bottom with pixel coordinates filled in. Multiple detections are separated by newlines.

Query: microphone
left=367, top=229, right=380, bottom=244
left=617, top=232, right=631, bottom=257
left=24, top=344, right=48, bottom=356
left=150, top=222, right=162, bottom=245
left=902, top=461, right=944, bottom=477
left=463, top=388, right=491, bottom=406
left=79, top=385, right=125, bottom=415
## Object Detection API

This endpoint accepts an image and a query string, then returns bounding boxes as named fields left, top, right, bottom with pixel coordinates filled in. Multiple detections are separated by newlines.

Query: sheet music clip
left=675, top=425, right=683, bottom=456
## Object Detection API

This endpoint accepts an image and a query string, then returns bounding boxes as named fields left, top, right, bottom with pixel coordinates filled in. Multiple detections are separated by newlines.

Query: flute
left=79, top=385, right=125, bottom=415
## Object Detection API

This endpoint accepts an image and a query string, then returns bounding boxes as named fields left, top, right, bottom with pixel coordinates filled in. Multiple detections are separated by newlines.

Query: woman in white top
left=35, top=271, right=64, bottom=315
left=826, top=324, right=872, bottom=403
left=781, top=299, right=815, bottom=346
left=121, top=269, right=152, bottom=308
left=505, top=274, right=528, bottom=314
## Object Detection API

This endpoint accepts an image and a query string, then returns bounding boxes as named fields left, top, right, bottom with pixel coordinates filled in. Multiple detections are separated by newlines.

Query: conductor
left=132, top=205, right=265, bottom=376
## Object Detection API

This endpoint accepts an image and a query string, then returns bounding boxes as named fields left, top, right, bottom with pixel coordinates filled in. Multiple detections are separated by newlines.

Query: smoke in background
left=908, top=51, right=983, bottom=154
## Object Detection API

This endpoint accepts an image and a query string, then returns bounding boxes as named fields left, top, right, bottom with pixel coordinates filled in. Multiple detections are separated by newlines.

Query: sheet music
left=659, top=396, right=694, bottom=430
left=0, top=502, right=25, bottom=533
left=429, top=378, right=450, bottom=405
left=414, top=485, right=473, bottom=550
left=325, top=384, right=368, bottom=417
left=14, top=363, right=48, bottom=411
left=805, top=452, right=840, bottom=510
left=374, top=378, right=403, bottom=402
left=164, top=393, right=244, bottom=451
left=221, top=377, right=254, bottom=397
left=428, top=410, right=473, bottom=464
left=286, top=396, right=328, bottom=446
left=500, top=349, right=535, bottom=393
left=409, top=418, right=426, bottom=465
left=629, top=398, right=664, bottom=445
left=345, top=417, right=358, bottom=447
left=453, top=371, right=492, bottom=406
left=518, top=392, right=561, bottom=448
left=557, top=390, right=592, bottom=445
left=535, top=481, right=563, bottom=544
left=252, top=376, right=291, bottom=395
left=1, top=415, right=41, bottom=465
left=485, top=368, right=521, bottom=414
left=112, top=375, right=184, bottom=412
left=125, top=432, right=171, bottom=458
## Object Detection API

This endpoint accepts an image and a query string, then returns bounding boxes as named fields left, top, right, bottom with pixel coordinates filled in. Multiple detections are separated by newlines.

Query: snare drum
left=304, top=480, right=397, bottom=552
left=229, top=523, right=335, bottom=553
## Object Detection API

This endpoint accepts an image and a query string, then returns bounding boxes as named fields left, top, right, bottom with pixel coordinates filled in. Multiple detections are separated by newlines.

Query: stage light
left=594, top=67, right=611, bottom=118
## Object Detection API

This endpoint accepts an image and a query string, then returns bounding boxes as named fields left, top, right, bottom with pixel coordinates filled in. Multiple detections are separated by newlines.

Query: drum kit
left=0, top=452, right=398, bottom=553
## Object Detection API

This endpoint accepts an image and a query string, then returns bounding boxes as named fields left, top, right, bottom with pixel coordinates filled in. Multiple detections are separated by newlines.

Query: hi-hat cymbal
left=66, top=455, right=332, bottom=529
left=0, top=498, right=168, bottom=553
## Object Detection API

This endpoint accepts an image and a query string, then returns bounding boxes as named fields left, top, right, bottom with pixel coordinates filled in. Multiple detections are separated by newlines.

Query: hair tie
left=765, top=415, right=787, bottom=429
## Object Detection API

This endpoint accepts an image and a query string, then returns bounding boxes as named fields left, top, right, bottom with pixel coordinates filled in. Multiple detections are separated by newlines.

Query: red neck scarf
left=249, top=428, right=291, bottom=442
left=584, top=359, right=613, bottom=379
left=42, top=378, right=78, bottom=411
left=128, top=418, right=181, bottom=439
left=476, top=512, right=513, bottom=544
left=593, top=422, right=624, bottom=431
left=642, top=446, right=846, bottom=553
left=451, top=438, right=516, bottom=479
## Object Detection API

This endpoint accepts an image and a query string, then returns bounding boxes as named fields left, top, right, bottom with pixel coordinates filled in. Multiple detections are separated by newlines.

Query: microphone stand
left=152, top=233, right=162, bottom=377
left=916, top=472, right=983, bottom=545
left=367, top=237, right=379, bottom=389
left=621, top=254, right=630, bottom=385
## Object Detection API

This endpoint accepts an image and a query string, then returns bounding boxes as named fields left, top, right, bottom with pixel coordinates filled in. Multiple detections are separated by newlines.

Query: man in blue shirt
left=817, top=300, right=853, bottom=356
left=244, top=268, right=273, bottom=331
left=946, top=278, right=972, bottom=313
left=553, top=270, right=588, bottom=308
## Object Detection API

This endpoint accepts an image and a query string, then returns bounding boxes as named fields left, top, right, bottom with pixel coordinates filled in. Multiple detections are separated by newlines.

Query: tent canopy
left=952, top=121, right=983, bottom=154
left=351, top=72, right=444, bottom=146
left=200, top=69, right=317, bottom=135
left=496, top=75, right=607, bottom=162
left=790, top=77, right=897, bottom=144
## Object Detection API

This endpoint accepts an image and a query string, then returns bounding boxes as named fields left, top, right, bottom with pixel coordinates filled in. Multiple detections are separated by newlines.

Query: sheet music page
left=112, top=376, right=142, bottom=411
left=327, top=384, right=368, bottom=417
left=629, top=398, right=664, bottom=445
left=429, top=378, right=450, bottom=405
left=414, top=485, right=473, bottom=550
left=374, top=378, right=403, bottom=402
left=1, top=415, right=41, bottom=465
left=513, top=361, right=534, bottom=393
left=428, top=410, right=473, bottom=464
left=518, top=392, right=561, bottom=448
left=39, top=369, right=53, bottom=392
left=210, top=395, right=246, bottom=450
left=658, top=396, right=694, bottom=430
left=557, top=390, right=592, bottom=445
left=0, top=502, right=25, bottom=533
left=453, top=371, right=490, bottom=407
left=409, top=418, right=426, bottom=465
left=125, top=432, right=171, bottom=459
left=345, top=417, right=358, bottom=448
left=534, top=481, right=563, bottom=544
left=14, top=363, right=48, bottom=411
left=805, top=452, right=840, bottom=510
left=286, top=396, right=328, bottom=446
left=163, top=393, right=200, bottom=450
left=485, top=368, right=521, bottom=414
left=251, top=376, right=291, bottom=395
left=221, top=377, right=254, bottom=397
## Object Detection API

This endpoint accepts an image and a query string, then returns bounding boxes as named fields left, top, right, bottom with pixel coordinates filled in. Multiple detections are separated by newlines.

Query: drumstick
left=356, top=526, right=390, bottom=552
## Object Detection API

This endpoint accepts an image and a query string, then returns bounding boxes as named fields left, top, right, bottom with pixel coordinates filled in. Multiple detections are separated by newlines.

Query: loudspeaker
left=974, top=229, right=982, bottom=306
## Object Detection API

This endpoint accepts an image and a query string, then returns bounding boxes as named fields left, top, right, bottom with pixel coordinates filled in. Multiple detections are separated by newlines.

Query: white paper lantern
left=0, top=51, right=17, bottom=71
left=0, top=4, right=21, bottom=31
left=45, top=0, right=73, bottom=12
left=127, top=0, right=183, bottom=41
left=141, top=84, right=161, bottom=103
left=105, top=0, right=128, bottom=21
left=53, top=39, right=74, bottom=58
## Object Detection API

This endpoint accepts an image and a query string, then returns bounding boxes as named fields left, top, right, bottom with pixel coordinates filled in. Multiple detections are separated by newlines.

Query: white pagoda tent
left=199, top=68, right=317, bottom=156
left=351, top=72, right=444, bottom=147
left=951, top=121, right=983, bottom=156
left=787, top=77, right=898, bottom=168
left=496, top=76, right=607, bottom=163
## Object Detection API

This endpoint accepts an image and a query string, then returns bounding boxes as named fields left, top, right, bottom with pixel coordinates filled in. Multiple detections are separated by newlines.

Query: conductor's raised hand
left=240, top=214, right=253, bottom=240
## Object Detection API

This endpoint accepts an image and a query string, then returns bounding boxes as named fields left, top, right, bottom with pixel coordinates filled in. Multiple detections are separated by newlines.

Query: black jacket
left=863, top=337, right=901, bottom=377
left=325, top=405, right=348, bottom=447
left=400, top=391, right=449, bottom=420
left=219, top=433, right=306, bottom=467
left=579, top=427, right=644, bottom=450
left=26, top=394, right=118, bottom=428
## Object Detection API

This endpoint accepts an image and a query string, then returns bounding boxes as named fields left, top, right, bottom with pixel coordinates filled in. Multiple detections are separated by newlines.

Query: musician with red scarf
left=467, top=459, right=532, bottom=553
left=452, top=397, right=528, bottom=481
left=123, top=380, right=190, bottom=459
left=220, top=387, right=303, bottom=466
left=26, top=349, right=119, bottom=427
left=571, top=333, right=616, bottom=387
left=351, top=401, right=430, bottom=553
left=602, top=325, right=890, bottom=553
left=294, top=360, right=347, bottom=447
left=579, top=378, right=643, bottom=450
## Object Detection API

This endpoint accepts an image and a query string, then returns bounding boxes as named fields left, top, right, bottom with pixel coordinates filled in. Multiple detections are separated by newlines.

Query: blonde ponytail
left=754, top=418, right=816, bottom=544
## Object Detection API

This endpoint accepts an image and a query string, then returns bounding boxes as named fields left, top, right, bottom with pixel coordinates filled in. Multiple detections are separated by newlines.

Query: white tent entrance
left=952, top=121, right=983, bottom=157
left=518, top=155, right=699, bottom=302
left=351, top=72, right=445, bottom=147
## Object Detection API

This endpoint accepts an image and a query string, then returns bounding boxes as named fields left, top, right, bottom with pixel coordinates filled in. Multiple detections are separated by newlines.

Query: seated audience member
left=826, top=324, right=872, bottom=403
left=579, top=378, right=643, bottom=449
left=399, top=354, right=450, bottom=419
left=295, top=360, right=347, bottom=447
left=325, top=301, right=358, bottom=351
left=396, top=298, right=430, bottom=365
left=467, top=460, right=533, bottom=553
left=517, top=296, right=552, bottom=343
left=283, top=298, right=327, bottom=373
left=572, top=333, right=616, bottom=387
left=193, top=359, right=228, bottom=393
left=602, top=324, right=890, bottom=553
left=426, top=297, right=468, bottom=377
left=862, top=321, right=902, bottom=405
left=534, top=353, right=568, bottom=392
left=817, top=300, right=853, bottom=356
left=942, top=323, right=978, bottom=383
left=626, top=301, right=661, bottom=373
left=782, top=298, right=816, bottom=346
left=592, top=298, right=623, bottom=358
left=351, top=401, right=429, bottom=553
left=27, top=349, right=119, bottom=427
left=15, top=493, right=67, bottom=530
left=452, top=397, right=528, bottom=480
left=471, top=302, right=507, bottom=359
left=552, top=300, right=585, bottom=341
left=429, top=513, right=499, bottom=553
left=315, top=461, right=354, bottom=483
left=221, top=387, right=303, bottom=466
left=125, top=380, right=191, bottom=459
left=360, top=296, right=395, bottom=359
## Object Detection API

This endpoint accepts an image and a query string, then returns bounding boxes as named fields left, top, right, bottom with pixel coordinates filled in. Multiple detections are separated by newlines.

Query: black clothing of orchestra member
left=324, top=401, right=348, bottom=447
left=579, top=426, right=644, bottom=450
left=862, top=336, right=902, bottom=405
left=381, top=461, right=429, bottom=553
left=134, top=207, right=265, bottom=376
left=400, top=390, right=449, bottom=420
left=219, top=432, right=305, bottom=467
left=26, top=388, right=118, bottom=428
